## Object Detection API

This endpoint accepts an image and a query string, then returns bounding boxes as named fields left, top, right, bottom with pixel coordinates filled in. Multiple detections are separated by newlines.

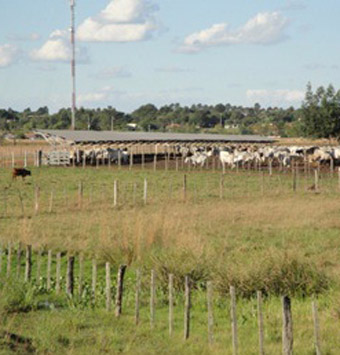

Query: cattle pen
left=32, top=129, right=275, bottom=167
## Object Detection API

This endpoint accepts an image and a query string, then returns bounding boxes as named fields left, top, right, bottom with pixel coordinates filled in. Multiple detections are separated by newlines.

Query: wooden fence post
left=49, top=190, right=54, bottom=213
left=24, top=245, right=32, bottom=282
left=282, top=296, right=293, bottom=355
left=269, top=159, right=273, bottom=176
left=92, top=259, right=97, bottom=304
left=314, top=169, right=319, bottom=192
left=113, top=180, right=118, bottom=207
left=78, top=253, right=84, bottom=296
left=143, top=178, right=148, bottom=205
left=36, top=249, right=42, bottom=284
left=47, top=250, right=52, bottom=290
left=169, top=274, right=174, bottom=336
left=6, top=243, right=12, bottom=278
left=16, top=242, right=22, bottom=278
left=78, top=181, right=83, bottom=209
left=130, top=150, right=133, bottom=170
left=115, top=264, right=127, bottom=317
left=150, top=270, right=156, bottom=328
left=330, top=158, right=334, bottom=176
left=66, top=255, right=75, bottom=297
left=34, top=186, right=40, bottom=215
left=153, top=154, right=157, bottom=171
left=207, top=281, right=214, bottom=345
left=183, top=174, right=187, bottom=201
left=105, top=262, right=111, bottom=311
left=135, top=269, right=141, bottom=325
left=230, top=286, right=238, bottom=355
left=184, top=276, right=191, bottom=340
left=312, top=300, right=321, bottom=355
left=292, top=167, right=297, bottom=192
left=257, top=291, right=264, bottom=355
left=133, top=183, right=137, bottom=205
left=219, top=175, right=224, bottom=199
left=56, top=252, right=61, bottom=293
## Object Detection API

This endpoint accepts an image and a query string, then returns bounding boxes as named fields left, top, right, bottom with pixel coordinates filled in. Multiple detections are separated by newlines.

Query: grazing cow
left=106, top=148, right=129, bottom=164
left=184, top=149, right=212, bottom=167
left=12, top=168, right=31, bottom=180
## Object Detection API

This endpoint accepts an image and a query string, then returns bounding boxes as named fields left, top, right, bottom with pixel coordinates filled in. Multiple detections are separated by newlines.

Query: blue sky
left=1, top=0, right=339, bottom=113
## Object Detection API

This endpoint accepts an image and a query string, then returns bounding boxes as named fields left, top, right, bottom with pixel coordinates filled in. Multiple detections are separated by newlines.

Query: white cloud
left=246, top=89, right=304, bottom=106
left=77, top=0, right=159, bottom=42
left=282, top=0, right=307, bottom=11
left=6, top=33, right=40, bottom=41
left=0, top=44, right=20, bottom=67
left=78, top=92, right=109, bottom=104
left=179, top=12, right=289, bottom=53
left=95, top=66, right=132, bottom=79
left=30, top=30, right=89, bottom=63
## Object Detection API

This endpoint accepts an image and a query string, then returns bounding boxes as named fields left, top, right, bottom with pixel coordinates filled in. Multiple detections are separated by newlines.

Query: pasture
left=0, top=162, right=340, bottom=353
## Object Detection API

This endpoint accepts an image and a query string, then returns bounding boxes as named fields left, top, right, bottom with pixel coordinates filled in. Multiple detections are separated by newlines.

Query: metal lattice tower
left=70, top=0, right=76, bottom=130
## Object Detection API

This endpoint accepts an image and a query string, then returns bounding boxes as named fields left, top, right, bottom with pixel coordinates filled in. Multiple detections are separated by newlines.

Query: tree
left=301, top=83, right=340, bottom=138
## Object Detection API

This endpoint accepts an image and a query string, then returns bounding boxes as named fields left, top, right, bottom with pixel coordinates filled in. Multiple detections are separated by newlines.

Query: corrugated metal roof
left=35, top=129, right=274, bottom=143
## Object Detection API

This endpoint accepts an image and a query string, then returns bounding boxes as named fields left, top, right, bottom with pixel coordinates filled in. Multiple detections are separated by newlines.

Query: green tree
left=301, top=83, right=340, bottom=138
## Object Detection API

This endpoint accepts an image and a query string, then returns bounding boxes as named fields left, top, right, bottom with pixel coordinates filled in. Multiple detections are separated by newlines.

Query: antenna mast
left=70, top=0, right=76, bottom=130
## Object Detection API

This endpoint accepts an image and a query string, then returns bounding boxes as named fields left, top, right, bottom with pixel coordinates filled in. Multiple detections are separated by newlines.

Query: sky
left=0, top=0, right=339, bottom=113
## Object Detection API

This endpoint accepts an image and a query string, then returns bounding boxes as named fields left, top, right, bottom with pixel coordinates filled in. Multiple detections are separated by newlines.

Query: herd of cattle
left=67, top=144, right=340, bottom=169
left=180, top=145, right=340, bottom=169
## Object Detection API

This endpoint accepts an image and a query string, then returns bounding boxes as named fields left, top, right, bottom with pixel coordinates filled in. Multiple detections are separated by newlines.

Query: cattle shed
left=34, top=129, right=275, bottom=166
left=36, top=129, right=274, bottom=147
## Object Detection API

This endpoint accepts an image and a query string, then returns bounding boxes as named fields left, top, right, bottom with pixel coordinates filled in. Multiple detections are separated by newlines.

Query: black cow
left=12, top=168, right=31, bottom=180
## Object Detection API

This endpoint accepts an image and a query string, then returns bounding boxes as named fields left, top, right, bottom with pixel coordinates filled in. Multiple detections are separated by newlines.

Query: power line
left=70, top=0, right=76, bottom=130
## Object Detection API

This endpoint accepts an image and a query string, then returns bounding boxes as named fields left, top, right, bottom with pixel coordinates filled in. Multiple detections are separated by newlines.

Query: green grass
left=1, top=164, right=340, bottom=353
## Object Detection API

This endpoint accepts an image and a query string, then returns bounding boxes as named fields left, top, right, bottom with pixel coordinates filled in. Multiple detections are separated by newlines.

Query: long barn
left=34, top=129, right=275, bottom=166
left=36, top=129, right=274, bottom=146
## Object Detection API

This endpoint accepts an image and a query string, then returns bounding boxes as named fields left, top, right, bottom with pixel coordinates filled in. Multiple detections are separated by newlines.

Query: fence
left=0, top=241, right=326, bottom=354
left=1, top=166, right=340, bottom=219
left=0, top=148, right=337, bottom=174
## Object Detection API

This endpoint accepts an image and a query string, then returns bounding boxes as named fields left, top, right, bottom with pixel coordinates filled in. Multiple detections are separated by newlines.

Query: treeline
left=1, top=83, right=339, bottom=139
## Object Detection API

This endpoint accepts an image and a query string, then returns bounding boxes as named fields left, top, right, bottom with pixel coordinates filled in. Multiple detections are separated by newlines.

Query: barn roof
left=35, top=129, right=275, bottom=144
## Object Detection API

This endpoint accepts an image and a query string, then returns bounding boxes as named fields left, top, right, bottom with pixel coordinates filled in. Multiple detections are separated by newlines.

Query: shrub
left=213, top=251, right=330, bottom=298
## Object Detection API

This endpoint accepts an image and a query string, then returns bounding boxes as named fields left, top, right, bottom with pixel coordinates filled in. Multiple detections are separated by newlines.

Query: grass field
left=0, top=164, right=340, bottom=353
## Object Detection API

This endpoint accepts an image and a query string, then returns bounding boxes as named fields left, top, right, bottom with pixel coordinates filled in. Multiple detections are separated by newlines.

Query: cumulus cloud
left=77, top=0, right=159, bottom=42
left=95, top=66, right=132, bottom=79
left=246, top=89, right=304, bottom=106
left=179, top=12, right=289, bottom=53
left=6, top=33, right=40, bottom=41
left=30, top=30, right=89, bottom=63
left=0, top=44, right=20, bottom=67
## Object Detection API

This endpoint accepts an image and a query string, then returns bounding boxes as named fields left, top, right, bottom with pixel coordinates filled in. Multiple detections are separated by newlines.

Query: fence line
left=0, top=241, right=332, bottom=352
left=2, top=168, right=340, bottom=218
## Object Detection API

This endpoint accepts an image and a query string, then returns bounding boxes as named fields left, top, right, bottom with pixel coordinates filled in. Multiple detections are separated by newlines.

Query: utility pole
left=70, top=0, right=76, bottom=130
left=111, top=116, right=114, bottom=131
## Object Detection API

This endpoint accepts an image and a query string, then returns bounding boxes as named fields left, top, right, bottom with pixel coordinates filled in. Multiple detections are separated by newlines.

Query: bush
left=0, top=280, right=35, bottom=314
left=147, top=249, right=330, bottom=298
left=213, top=251, right=330, bottom=298
left=148, top=249, right=210, bottom=291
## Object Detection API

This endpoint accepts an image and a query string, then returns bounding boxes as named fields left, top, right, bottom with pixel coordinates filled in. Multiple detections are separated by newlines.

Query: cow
left=12, top=168, right=31, bottom=180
